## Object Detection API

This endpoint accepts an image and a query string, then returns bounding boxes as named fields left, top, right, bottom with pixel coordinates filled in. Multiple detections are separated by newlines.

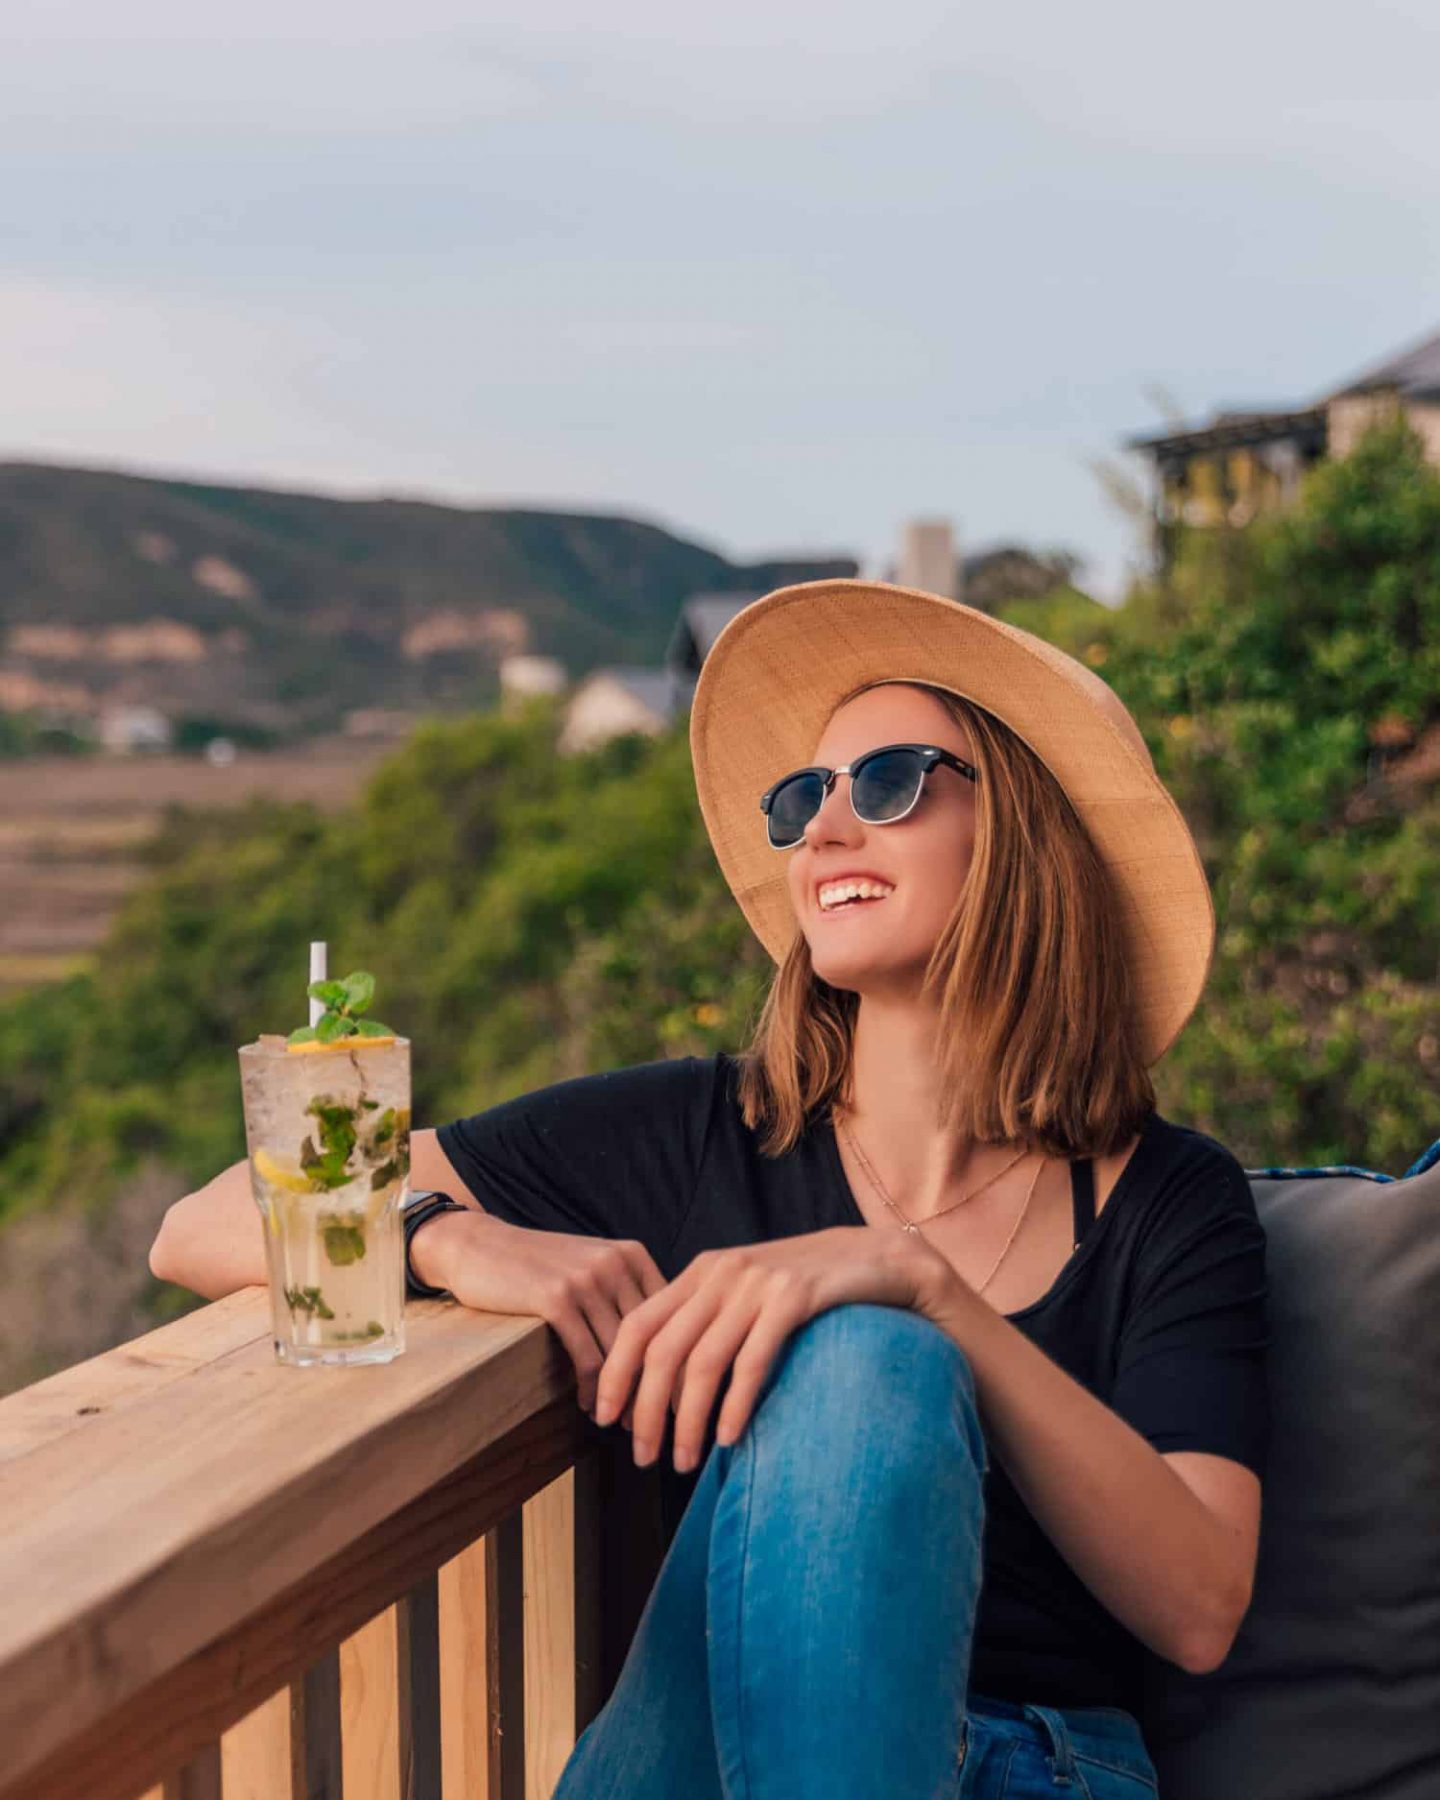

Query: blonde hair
left=733, top=681, right=1156, bottom=1160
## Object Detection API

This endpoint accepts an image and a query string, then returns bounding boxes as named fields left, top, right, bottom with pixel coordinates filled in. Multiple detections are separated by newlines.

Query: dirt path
left=1, top=740, right=392, bottom=994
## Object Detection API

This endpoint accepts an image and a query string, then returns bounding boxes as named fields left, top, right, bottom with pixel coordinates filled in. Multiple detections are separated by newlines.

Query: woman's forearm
left=149, top=1127, right=483, bottom=1301
left=924, top=1278, right=1252, bottom=1676
left=149, top=1158, right=267, bottom=1298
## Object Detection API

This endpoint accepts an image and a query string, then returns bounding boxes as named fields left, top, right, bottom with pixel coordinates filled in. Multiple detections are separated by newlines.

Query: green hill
left=0, top=460, right=855, bottom=732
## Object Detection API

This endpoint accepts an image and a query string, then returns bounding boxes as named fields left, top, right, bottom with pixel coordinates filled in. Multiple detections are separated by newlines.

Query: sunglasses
left=759, top=742, right=978, bottom=850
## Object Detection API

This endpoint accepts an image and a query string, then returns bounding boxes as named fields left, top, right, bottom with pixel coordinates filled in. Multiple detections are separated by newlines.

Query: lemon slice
left=286, top=1035, right=398, bottom=1054
left=253, top=1147, right=313, bottom=1193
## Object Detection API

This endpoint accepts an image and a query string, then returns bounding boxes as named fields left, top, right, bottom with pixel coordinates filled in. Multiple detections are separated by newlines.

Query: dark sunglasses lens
left=767, top=772, right=824, bottom=847
left=852, top=749, right=926, bottom=822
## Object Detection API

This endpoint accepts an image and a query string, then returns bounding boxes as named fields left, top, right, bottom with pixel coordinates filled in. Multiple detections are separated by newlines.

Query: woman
left=151, top=579, right=1269, bottom=1799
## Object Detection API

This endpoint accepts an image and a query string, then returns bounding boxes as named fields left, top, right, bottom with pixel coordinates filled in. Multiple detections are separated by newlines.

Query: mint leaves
left=301, top=1096, right=359, bottom=1191
left=286, top=968, right=397, bottom=1047
left=322, top=1222, right=367, bottom=1265
left=285, top=1284, right=336, bottom=1321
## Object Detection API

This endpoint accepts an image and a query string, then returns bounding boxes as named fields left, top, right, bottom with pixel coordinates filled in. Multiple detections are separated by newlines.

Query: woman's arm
left=148, top=1128, right=490, bottom=1299
left=918, top=1272, right=1260, bottom=1676
left=150, top=1127, right=672, bottom=1423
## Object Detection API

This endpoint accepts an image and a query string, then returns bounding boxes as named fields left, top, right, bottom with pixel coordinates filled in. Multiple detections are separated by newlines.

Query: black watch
left=402, top=1189, right=468, bottom=1300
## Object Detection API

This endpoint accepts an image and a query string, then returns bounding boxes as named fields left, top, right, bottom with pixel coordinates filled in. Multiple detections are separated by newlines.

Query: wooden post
left=291, top=1649, right=344, bottom=1800
left=161, top=1743, right=222, bottom=1800
left=397, top=1575, right=442, bottom=1800
left=341, top=1609, right=400, bottom=1800
left=486, top=1515, right=526, bottom=1800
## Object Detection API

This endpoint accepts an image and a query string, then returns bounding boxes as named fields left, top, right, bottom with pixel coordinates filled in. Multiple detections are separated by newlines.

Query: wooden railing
left=0, top=1289, right=676, bottom=1800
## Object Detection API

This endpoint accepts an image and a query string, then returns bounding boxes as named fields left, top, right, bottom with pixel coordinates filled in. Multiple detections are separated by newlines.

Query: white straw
left=309, top=941, right=328, bottom=1026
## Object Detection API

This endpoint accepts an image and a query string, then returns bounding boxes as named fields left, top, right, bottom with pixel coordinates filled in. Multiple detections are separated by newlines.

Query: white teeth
left=818, top=879, right=894, bottom=910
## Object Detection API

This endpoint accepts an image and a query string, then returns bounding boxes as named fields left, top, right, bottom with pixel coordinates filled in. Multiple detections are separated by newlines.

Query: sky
left=4, top=1, right=1439, bottom=600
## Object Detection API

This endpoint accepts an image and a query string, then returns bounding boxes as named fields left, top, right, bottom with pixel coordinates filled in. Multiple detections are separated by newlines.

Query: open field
left=0, top=741, right=393, bottom=996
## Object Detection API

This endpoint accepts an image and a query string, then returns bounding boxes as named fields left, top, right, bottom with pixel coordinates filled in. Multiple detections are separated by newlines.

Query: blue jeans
left=552, top=1302, right=1161, bottom=1799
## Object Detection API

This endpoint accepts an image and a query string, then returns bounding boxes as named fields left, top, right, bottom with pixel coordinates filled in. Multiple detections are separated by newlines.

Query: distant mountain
left=0, top=460, right=856, bottom=735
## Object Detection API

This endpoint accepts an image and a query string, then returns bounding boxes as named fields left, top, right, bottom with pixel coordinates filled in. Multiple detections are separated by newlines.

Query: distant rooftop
left=1331, top=327, right=1440, bottom=402
left=584, top=664, right=689, bottom=718
left=665, top=591, right=765, bottom=678
left=1126, top=407, right=1326, bottom=457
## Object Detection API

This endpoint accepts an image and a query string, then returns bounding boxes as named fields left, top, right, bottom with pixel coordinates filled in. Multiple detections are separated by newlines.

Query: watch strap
left=402, top=1191, right=468, bottom=1300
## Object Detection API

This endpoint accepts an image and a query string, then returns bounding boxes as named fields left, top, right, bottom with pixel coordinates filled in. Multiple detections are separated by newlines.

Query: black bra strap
left=1070, top=1156, right=1096, bottom=1249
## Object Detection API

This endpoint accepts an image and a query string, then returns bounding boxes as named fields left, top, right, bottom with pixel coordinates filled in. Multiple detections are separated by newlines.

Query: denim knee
left=756, top=1301, right=989, bottom=1476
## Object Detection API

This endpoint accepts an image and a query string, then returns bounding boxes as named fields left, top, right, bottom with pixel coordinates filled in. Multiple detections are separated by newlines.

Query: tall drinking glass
left=239, top=1035, right=411, bottom=1367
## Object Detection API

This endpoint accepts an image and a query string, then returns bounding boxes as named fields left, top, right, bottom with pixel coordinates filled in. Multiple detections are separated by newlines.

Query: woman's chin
left=805, top=919, right=932, bottom=991
left=808, top=942, right=900, bottom=990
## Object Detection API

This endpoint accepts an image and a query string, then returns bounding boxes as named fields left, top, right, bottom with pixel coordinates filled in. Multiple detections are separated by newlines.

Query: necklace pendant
left=903, top=1221, right=921, bottom=1235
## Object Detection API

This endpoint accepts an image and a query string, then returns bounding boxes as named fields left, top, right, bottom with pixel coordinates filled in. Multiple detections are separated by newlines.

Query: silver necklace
left=834, top=1111, right=1045, bottom=1297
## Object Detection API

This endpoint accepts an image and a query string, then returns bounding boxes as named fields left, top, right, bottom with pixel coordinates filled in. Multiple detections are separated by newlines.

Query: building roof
left=1126, top=407, right=1326, bottom=459
left=580, top=665, right=688, bottom=720
left=1329, top=327, right=1440, bottom=401
left=664, top=590, right=764, bottom=678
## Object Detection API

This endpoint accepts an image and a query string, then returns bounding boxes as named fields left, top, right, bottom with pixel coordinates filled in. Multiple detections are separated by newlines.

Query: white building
left=98, top=705, right=172, bottom=754
left=554, top=592, right=761, bottom=756
left=896, top=518, right=960, bottom=599
left=499, top=654, right=568, bottom=709
left=557, top=667, right=692, bottom=756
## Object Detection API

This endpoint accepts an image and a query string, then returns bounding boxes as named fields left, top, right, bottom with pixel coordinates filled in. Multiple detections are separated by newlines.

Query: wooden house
left=1127, top=325, right=1440, bottom=563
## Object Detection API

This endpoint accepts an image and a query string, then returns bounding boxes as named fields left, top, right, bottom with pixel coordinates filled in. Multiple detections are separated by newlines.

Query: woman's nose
left=804, top=773, right=861, bottom=847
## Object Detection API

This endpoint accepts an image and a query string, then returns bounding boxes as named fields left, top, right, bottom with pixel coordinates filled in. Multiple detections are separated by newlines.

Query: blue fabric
left=1242, top=1127, right=1440, bottom=1183
left=960, top=1695, right=1161, bottom=1797
left=551, top=1301, right=1160, bottom=1800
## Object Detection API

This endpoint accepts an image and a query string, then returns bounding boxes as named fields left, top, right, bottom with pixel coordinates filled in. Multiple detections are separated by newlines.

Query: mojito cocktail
left=239, top=1034, right=411, bottom=1366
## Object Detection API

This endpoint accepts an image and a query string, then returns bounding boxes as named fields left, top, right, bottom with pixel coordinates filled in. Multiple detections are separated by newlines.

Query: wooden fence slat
left=397, top=1574, right=442, bottom=1800
left=487, top=1513, right=526, bottom=1800
left=291, top=1648, right=343, bottom=1800
left=341, top=1607, right=400, bottom=1800
left=221, top=1688, right=290, bottom=1800
left=439, top=1537, right=491, bottom=1800
left=523, top=1468, right=577, bottom=1800
left=570, top=1448, right=604, bottom=1738
left=160, top=1741, right=222, bottom=1800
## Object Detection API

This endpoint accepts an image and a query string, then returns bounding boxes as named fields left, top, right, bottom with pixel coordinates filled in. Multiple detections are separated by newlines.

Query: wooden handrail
left=0, top=1287, right=667, bottom=1800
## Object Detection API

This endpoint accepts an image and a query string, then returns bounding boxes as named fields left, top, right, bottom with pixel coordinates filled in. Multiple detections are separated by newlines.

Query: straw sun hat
left=688, top=578, right=1215, bottom=1067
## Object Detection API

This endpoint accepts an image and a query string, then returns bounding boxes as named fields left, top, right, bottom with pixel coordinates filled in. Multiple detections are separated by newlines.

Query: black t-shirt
left=436, top=1051, right=1270, bottom=1716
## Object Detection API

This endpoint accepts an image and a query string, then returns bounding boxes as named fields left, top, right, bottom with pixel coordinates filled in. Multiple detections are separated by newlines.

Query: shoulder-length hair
left=733, top=680, right=1156, bottom=1161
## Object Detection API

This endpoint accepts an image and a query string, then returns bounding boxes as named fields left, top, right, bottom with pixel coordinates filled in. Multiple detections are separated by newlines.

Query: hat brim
left=689, top=579, right=1214, bottom=1067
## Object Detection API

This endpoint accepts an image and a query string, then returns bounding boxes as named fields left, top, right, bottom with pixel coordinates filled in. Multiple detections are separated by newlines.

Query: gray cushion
left=1138, top=1142, right=1440, bottom=1799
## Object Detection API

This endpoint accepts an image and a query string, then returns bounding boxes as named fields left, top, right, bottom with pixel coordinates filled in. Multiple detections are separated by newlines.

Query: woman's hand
left=414, top=1208, right=665, bottom=1428
left=592, top=1225, right=964, bottom=1471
